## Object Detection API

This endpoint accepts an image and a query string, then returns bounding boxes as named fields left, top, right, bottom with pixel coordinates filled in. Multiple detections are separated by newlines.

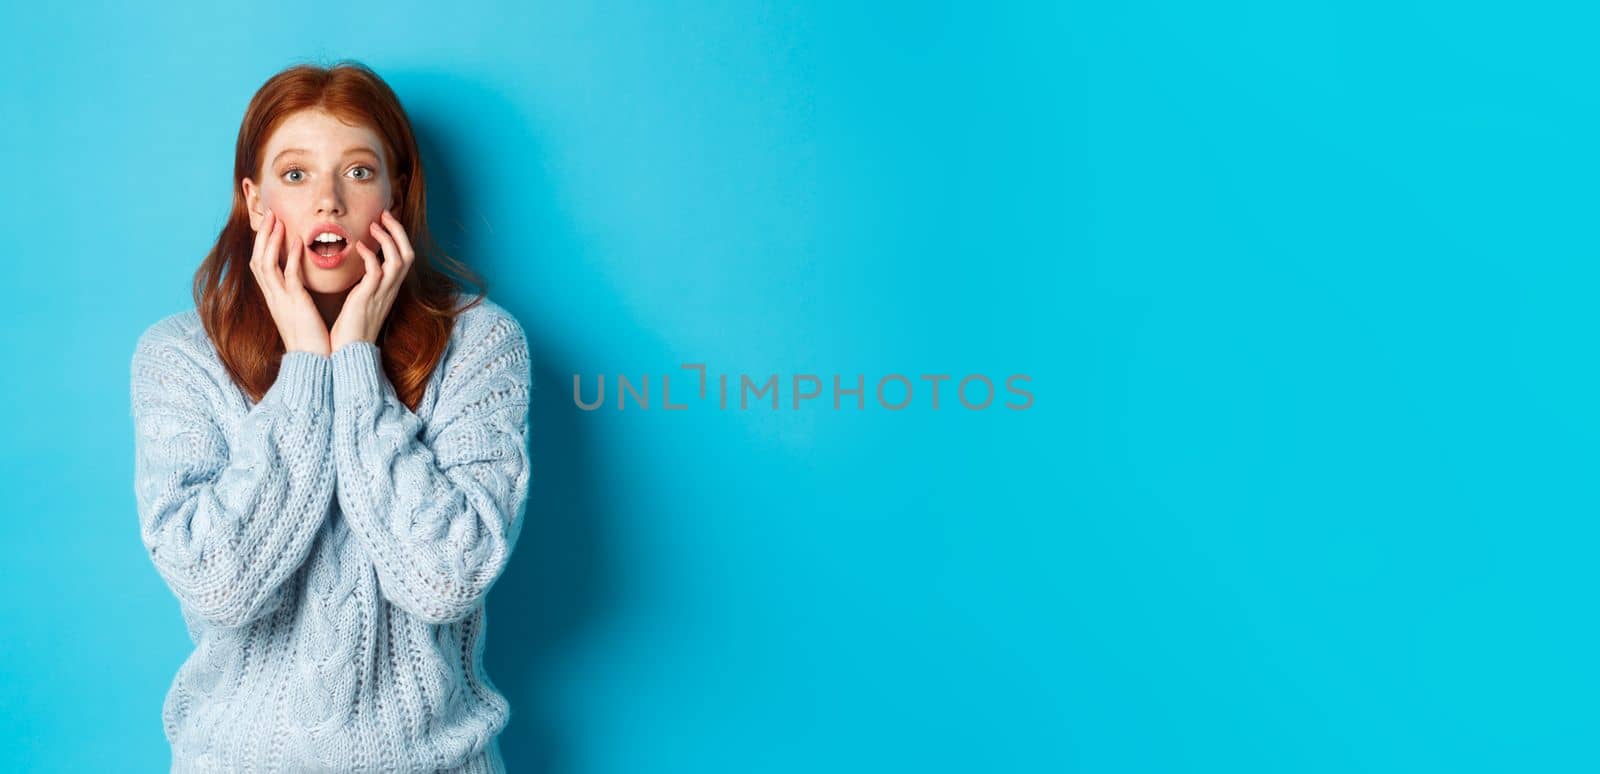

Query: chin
left=304, top=272, right=361, bottom=295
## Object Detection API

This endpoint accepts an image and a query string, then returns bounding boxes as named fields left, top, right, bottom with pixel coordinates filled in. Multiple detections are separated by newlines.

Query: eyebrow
left=272, top=146, right=380, bottom=165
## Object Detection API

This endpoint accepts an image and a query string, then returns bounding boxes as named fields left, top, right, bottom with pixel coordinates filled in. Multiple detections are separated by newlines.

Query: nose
left=314, top=177, right=345, bottom=218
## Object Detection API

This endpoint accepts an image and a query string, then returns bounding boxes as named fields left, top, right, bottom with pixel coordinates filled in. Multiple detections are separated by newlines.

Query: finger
left=265, top=223, right=289, bottom=295
left=253, top=218, right=284, bottom=299
left=284, top=235, right=305, bottom=293
left=353, top=240, right=382, bottom=298
left=370, top=232, right=403, bottom=299
left=372, top=220, right=409, bottom=295
left=250, top=208, right=274, bottom=267
left=368, top=221, right=405, bottom=299
left=248, top=210, right=271, bottom=282
left=379, top=210, right=415, bottom=266
left=377, top=212, right=415, bottom=292
left=368, top=220, right=400, bottom=273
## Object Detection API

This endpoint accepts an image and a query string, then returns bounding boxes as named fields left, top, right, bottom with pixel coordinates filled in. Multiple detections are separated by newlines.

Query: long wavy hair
left=193, top=60, right=485, bottom=411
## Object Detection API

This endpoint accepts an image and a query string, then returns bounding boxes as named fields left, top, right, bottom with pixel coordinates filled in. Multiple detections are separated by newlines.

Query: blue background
left=2, top=1, right=1594, bottom=772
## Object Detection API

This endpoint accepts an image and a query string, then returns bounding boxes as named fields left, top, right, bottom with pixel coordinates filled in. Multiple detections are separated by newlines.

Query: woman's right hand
left=251, top=208, right=331, bottom=357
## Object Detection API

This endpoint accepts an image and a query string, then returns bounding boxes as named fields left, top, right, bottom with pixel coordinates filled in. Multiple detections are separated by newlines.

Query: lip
left=305, top=223, right=352, bottom=270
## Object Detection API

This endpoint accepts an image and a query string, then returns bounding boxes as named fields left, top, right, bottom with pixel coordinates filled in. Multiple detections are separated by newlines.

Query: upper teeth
left=315, top=233, right=342, bottom=243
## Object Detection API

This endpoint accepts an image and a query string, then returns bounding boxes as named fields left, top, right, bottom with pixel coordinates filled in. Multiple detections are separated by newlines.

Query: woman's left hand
left=332, top=209, right=416, bottom=353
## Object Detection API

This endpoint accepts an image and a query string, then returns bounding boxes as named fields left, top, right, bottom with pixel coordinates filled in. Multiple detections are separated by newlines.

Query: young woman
left=130, top=61, right=531, bottom=773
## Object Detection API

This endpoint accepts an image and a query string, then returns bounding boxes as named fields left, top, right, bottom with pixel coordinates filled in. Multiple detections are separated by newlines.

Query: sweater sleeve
left=328, top=314, right=532, bottom=625
left=131, top=326, right=337, bottom=629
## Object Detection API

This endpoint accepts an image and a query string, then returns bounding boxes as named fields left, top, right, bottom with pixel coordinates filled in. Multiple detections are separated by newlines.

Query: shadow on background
left=398, top=68, right=616, bottom=774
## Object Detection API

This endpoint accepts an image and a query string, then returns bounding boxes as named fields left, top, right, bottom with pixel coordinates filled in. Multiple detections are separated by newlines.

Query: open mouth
left=312, top=237, right=348, bottom=258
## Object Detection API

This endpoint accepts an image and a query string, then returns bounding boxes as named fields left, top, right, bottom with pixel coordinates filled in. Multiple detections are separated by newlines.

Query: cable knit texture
left=130, top=298, right=531, bottom=773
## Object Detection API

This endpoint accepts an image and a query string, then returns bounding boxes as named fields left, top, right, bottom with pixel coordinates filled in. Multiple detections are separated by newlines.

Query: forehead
left=264, top=109, right=384, bottom=158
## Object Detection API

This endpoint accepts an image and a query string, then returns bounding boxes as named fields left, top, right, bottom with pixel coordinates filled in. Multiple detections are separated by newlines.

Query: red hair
left=193, top=59, right=486, bottom=411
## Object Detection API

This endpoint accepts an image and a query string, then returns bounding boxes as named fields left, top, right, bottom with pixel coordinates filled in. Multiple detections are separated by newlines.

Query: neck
left=308, top=289, right=348, bottom=332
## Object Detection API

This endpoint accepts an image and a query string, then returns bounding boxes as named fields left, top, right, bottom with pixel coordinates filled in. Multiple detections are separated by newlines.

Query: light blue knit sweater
left=130, top=298, right=531, bottom=773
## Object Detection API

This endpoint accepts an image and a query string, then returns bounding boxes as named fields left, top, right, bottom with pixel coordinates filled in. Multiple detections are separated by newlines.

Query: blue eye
left=280, top=165, right=374, bottom=183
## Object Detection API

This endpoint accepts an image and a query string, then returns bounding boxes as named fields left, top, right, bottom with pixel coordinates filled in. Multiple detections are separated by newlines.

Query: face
left=241, top=109, right=400, bottom=295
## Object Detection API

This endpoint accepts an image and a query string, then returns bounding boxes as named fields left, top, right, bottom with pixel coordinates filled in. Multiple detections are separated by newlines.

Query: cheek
left=356, top=214, right=387, bottom=246
left=346, top=254, right=371, bottom=278
left=260, top=193, right=300, bottom=229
